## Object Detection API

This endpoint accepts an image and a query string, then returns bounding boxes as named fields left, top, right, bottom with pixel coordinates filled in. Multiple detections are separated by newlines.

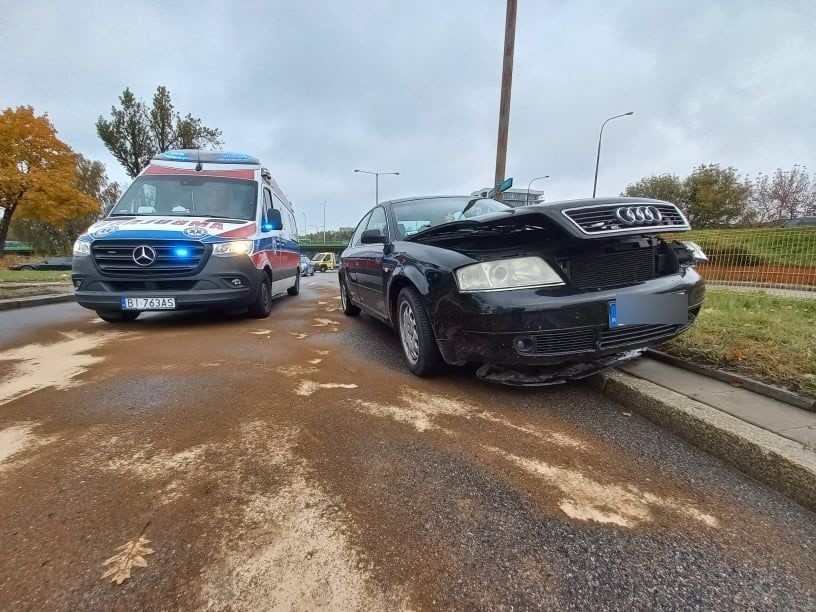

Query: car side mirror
left=360, top=229, right=386, bottom=244
left=263, top=209, right=283, bottom=232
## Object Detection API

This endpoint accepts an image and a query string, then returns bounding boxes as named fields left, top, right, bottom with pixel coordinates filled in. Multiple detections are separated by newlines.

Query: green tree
left=96, top=86, right=223, bottom=178
left=622, top=173, right=685, bottom=204
left=683, top=164, right=752, bottom=228
left=0, top=106, right=97, bottom=256
left=12, top=154, right=122, bottom=255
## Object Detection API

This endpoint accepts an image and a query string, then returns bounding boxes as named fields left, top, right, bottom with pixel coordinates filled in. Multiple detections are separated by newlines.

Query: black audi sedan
left=339, top=196, right=706, bottom=385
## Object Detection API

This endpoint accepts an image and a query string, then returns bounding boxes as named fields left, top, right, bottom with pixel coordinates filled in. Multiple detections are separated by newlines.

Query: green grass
left=681, top=227, right=816, bottom=267
left=0, top=270, right=71, bottom=282
left=664, top=290, right=816, bottom=398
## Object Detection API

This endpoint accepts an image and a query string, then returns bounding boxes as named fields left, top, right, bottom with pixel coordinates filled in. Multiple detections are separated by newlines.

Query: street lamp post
left=322, top=201, right=327, bottom=243
left=526, top=175, right=550, bottom=206
left=301, top=212, right=306, bottom=235
left=354, top=169, right=400, bottom=206
left=592, top=111, right=634, bottom=198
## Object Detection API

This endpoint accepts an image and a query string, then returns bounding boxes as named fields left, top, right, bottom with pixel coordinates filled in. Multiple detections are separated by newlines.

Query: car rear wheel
left=19, top=265, right=35, bottom=271
left=248, top=276, right=273, bottom=318
left=397, top=287, right=441, bottom=377
left=287, top=273, right=300, bottom=296
left=96, top=310, right=140, bottom=323
left=340, top=276, right=360, bottom=316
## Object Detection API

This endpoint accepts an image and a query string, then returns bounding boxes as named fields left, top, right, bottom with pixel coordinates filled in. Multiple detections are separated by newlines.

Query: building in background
left=471, top=188, right=546, bottom=208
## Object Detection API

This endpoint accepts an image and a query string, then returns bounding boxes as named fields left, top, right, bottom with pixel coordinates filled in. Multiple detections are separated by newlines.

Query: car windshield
left=391, top=197, right=511, bottom=238
left=109, top=176, right=258, bottom=221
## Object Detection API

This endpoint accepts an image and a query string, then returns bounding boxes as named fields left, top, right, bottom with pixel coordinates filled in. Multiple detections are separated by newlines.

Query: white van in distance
left=72, top=150, right=300, bottom=322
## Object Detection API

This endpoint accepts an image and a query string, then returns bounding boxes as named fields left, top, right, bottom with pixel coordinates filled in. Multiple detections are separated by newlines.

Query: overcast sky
left=2, top=0, right=814, bottom=230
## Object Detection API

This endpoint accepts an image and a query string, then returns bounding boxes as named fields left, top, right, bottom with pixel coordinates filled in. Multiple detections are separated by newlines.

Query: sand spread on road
left=0, top=332, right=121, bottom=406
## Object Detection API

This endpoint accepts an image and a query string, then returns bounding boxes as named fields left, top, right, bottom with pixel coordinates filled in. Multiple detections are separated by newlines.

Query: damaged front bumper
left=475, top=350, right=644, bottom=386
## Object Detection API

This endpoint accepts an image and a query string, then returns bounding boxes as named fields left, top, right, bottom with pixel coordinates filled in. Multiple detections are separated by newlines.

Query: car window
left=365, top=206, right=388, bottom=238
left=391, top=197, right=511, bottom=237
left=350, top=212, right=372, bottom=247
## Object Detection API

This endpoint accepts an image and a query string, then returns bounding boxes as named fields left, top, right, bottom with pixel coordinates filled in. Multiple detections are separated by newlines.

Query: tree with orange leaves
left=0, top=106, right=97, bottom=256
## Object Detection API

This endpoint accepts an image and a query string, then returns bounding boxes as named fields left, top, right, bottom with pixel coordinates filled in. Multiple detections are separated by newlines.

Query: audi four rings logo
left=615, top=205, right=663, bottom=225
left=132, top=245, right=157, bottom=266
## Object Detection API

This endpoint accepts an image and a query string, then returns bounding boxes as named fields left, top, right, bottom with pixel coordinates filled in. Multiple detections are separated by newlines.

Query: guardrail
left=681, top=227, right=816, bottom=298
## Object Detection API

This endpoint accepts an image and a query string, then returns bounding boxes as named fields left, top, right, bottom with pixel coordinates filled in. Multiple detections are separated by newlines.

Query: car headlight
left=73, top=240, right=91, bottom=256
left=455, top=256, right=565, bottom=292
left=212, top=240, right=254, bottom=256
left=681, top=241, right=708, bottom=264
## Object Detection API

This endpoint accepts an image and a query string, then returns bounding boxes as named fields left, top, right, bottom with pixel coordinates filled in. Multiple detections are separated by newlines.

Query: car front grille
left=91, top=240, right=208, bottom=276
left=599, top=324, right=680, bottom=349
left=559, top=246, right=656, bottom=290
left=562, top=203, right=688, bottom=234
left=518, top=323, right=683, bottom=357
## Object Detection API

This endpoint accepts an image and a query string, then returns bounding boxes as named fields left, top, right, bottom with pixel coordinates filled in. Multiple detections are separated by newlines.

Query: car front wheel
left=396, top=287, right=441, bottom=377
left=340, top=276, right=360, bottom=316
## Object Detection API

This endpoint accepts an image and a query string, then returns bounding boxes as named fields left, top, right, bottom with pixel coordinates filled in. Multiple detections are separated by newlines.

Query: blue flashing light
left=159, top=150, right=193, bottom=161
left=218, top=152, right=253, bottom=162
left=174, top=247, right=190, bottom=257
left=261, top=223, right=273, bottom=232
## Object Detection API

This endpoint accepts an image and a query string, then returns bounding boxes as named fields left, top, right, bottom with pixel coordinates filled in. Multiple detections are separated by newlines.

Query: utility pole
left=322, top=201, right=327, bottom=243
left=493, top=0, right=517, bottom=203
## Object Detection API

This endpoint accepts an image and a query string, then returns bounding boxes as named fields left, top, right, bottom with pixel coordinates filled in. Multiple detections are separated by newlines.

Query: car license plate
left=120, top=297, right=176, bottom=310
left=608, top=301, right=622, bottom=328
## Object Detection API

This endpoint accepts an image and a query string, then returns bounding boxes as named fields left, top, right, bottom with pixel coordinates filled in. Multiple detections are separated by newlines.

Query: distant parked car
left=300, top=255, right=315, bottom=276
left=9, top=256, right=73, bottom=271
left=781, top=217, right=816, bottom=227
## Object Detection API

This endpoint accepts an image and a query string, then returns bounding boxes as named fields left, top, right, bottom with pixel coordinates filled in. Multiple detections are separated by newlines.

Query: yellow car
left=311, top=252, right=337, bottom=272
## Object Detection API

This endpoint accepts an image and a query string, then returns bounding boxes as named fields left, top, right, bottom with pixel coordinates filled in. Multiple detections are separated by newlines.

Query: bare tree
left=751, top=165, right=815, bottom=222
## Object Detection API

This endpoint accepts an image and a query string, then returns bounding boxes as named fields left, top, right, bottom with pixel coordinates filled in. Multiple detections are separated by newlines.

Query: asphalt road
left=1, top=273, right=814, bottom=610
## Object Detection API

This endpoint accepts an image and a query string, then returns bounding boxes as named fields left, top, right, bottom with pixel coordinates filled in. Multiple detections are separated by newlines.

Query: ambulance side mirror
left=263, top=209, right=283, bottom=232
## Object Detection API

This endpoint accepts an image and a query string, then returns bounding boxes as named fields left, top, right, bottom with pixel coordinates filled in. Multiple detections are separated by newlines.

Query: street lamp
left=592, top=111, right=633, bottom=198
left=526, top=175, right=549, bottom=206
left=322, top=200, right=327, bottom=243
left=301, top=212, right=306, bottom=235
left=354, top=169, right=400, bottom=206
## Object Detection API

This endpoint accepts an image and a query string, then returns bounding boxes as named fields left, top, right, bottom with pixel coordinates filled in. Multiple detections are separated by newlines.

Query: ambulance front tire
left=248, top=276, right=273, bottom=318
left=96, top=310, right=140, bottom=323
left=287, top=273, right=300, bottom=296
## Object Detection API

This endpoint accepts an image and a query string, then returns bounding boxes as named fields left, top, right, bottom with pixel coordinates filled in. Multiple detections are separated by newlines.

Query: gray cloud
left=2, top=0, right=814, bottom=229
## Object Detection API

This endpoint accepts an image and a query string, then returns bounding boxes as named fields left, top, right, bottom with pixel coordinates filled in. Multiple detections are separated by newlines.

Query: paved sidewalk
left=620, top=357, right=816, bottom=448
left=0, top=293, right=75, bottom=311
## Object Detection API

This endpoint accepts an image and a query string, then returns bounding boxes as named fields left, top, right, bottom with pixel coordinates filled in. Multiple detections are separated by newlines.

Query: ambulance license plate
left=120, top=297, right=176, bottom=310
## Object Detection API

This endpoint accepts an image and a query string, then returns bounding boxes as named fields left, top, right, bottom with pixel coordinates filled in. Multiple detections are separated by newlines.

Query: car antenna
left=195, top=148, right=203, bottom=172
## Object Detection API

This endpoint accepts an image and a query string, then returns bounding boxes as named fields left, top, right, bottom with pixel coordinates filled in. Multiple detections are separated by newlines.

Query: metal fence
left=680, top=227, right=816, bottom=298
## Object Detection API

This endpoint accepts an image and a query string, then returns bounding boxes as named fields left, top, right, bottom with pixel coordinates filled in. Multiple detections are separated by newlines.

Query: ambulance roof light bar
left=153, top=150, right=260, bottom=165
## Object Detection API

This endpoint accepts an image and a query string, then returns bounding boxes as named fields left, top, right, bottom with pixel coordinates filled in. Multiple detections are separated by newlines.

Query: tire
left=248, top=275, right=273, bottom=318
left=96, top=310, right=140, bottom=323
left=287, top=272, right=300, bottom=296
left=340, top=276, right=360, bottom=316
left=396, top=287, right=442, bottom=377
left=320, top=265, right=327, bottom=273
left=20, top=265, right=35, bottom=271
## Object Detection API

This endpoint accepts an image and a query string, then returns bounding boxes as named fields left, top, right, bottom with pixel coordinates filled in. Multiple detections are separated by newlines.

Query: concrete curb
left=0, top=293, right=75, bottom=311
left=646, top=349, right=815, bottom=412
left=591, top=370, right=816, bottom=512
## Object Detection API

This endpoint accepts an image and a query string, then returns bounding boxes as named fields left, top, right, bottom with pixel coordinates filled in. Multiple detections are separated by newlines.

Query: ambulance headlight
left=212, top=240, right=254, bottom=256
left=73, top=240, right=91, bottom=256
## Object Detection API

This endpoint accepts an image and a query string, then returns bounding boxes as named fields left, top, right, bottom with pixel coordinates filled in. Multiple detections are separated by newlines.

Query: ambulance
left=72, top=150, right=300, bottom=322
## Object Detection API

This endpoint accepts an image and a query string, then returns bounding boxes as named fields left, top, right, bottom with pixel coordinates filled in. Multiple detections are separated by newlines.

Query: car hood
left=405, top=197, right=690, bottom=243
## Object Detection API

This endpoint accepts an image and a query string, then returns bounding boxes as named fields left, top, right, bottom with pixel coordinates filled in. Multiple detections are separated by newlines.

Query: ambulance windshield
left=110, top=176, right=258, bottom=221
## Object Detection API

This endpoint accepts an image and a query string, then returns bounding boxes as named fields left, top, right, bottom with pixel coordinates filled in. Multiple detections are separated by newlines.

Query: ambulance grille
left=91, top=240, right=208, bottom=276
